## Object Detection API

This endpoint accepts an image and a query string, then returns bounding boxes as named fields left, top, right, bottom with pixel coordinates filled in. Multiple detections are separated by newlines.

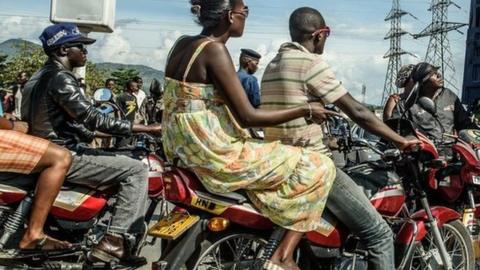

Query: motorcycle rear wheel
left=188, top=232, right=267, bottom=270
left=407, top=220, right=474, bottom=270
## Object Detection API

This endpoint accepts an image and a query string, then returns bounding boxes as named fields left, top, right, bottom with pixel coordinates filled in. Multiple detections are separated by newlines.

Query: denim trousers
left=66, top=152, right=149, bottom=234
left=326, top=169, right=395, bottom=270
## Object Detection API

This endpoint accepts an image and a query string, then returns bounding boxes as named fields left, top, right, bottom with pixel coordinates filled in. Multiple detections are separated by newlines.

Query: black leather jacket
left=22, top=59, right=132, bottom=149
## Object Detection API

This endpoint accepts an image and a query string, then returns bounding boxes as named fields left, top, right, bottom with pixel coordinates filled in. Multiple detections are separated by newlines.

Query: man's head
left=125, top=80, right=138, bottom=94
left=412, top=62, right=444, bottom=94
left=17, top=71, right=28, bottom=86
left=39, top=23, right=96, bottom=69
left=133, top=76, right=143, bottom=91
left=289, top=7, right=329, bottom=54
left=105, top=78, right=116, bottom=90
left=239, top=48, right=261, bottom=74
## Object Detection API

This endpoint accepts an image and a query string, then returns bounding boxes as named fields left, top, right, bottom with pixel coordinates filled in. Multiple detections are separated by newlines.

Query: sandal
left=21, top=235, right=72, bottom=251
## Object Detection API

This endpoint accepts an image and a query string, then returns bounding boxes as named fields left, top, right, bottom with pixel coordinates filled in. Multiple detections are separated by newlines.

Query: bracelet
left=306, top=103, right=313, bottom=121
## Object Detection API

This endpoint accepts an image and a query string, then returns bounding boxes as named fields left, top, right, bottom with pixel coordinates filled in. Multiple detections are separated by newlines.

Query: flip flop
left=21, top=236, right=72, bottom=251
left=263, top=260, right=287, bottom=270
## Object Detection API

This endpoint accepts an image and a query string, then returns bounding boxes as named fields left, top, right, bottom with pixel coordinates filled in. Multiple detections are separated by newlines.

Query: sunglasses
left=64, top=43, right=88, bottom=54
left=312, top=26, right=331, bottom=39
left=230, top=6, right=249, bottom=18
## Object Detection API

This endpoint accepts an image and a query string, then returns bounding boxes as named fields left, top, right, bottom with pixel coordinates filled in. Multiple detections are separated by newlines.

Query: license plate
left=148, top=213, right=200, bottom=240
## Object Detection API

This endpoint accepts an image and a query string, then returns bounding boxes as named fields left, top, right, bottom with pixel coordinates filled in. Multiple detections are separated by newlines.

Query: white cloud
left=0, top=16, right=49, bottom=44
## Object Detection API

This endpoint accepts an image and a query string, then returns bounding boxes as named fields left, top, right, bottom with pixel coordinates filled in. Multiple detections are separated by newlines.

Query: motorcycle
left=149, top=118, right=474, bottom=270
left=0, top=133, right=165, bottom=269
left=409, top=96, right=480, bottom=261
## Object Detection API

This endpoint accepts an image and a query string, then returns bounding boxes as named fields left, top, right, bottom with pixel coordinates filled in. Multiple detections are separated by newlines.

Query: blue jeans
left=326, top=169, right=395, bottom=270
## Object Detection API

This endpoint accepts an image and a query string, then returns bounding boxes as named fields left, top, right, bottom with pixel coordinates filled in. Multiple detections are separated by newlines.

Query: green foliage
left=111, top=68, right=140, bottom=94
left=85, top=62, right=108, bottom=97
left=2, top=46, right=47, bottom=87
left=0, top=54, right=7, bottom=88
left=0, top=44, right=106, bottom=97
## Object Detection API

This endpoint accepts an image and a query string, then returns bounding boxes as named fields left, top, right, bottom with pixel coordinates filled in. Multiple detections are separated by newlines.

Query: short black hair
left=125, top=80, right=137, bottom=89
left=289, top=7, right=325, bottom=43
left=133, top=76, right=143, bottom=82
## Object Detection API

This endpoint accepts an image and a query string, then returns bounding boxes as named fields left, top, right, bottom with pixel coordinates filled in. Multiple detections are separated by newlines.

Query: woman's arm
left=205, top=43, right=332, bottom=128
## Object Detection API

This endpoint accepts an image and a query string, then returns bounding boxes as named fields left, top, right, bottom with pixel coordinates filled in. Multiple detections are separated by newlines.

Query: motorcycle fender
left=396, top=206, right=460, bottom=244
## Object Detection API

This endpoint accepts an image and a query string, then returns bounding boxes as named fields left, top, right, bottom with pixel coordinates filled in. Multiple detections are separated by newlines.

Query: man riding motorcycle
left=16, top=23, right=161, bottom=264
left=407, top=62, right=478, bottom=143
left=261, top=7, right=419, bottom=270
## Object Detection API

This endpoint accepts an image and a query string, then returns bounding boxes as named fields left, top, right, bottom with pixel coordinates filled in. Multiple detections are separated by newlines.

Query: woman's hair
left=190, top=0, right=236, bottom=28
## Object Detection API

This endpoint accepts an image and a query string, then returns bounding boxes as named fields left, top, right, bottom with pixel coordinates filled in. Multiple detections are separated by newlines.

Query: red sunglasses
left=311, top=26, right=331, bottom=38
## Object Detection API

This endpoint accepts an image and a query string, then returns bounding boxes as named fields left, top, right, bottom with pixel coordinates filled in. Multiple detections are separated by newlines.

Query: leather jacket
left=22, top=59, right=132, bottom=150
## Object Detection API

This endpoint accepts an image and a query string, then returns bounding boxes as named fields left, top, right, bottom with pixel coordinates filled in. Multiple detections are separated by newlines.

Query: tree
left=0, top=54, right=8, bottom=88
left=2, top=47, right=47, bottom=87
left=111, top=68, right=140, bottom=94
left=85, top=62, right=108, bottom=97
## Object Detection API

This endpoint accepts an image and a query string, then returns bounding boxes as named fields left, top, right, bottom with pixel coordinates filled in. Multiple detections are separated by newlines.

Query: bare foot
left=19, top=234, right=72, bottom=250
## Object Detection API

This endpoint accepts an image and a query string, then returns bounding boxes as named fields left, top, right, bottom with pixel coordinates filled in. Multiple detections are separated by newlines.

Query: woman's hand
left=308, top=103, right=343, bottom=124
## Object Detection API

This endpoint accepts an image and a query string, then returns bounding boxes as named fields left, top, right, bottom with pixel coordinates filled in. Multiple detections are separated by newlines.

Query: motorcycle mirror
left=150, top=78, right=163, bottom=100
left=93, top=88, right=113, bottom=102
left=418, top=96, right=437, bottom=116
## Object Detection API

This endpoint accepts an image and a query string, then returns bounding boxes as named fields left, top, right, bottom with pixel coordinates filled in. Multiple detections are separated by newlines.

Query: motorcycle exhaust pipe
left=0, top=194, right=33, bottom=249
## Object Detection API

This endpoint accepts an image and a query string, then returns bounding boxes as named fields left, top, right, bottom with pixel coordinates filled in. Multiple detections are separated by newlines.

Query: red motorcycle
left=408, top=96, right=480, bottom=262
left=0, top=134, right=166, bottom=269
left=150, top=118, right=474, bottom=270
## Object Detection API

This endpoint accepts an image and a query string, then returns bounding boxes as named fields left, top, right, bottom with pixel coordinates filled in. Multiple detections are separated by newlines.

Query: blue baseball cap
left=39, top=23, right=96, bottom=51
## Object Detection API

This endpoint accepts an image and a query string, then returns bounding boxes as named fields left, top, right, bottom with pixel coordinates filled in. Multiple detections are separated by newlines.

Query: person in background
left=116, top=80, right=139, bottom=123
left=407, top=62, right=477, bottom=142
left=105, top=78, right=116, bottom=91
left=8, top=71, right=28, bottom=119
left=237, top=48, right=261, bottom=108
left=132, top=76, right=148, bottom=124
left=383, top=64, right=416, bottom=121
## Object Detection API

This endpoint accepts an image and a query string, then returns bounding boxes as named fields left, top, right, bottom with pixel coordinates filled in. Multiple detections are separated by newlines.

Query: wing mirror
left=93, top=88, right=113, bottom=103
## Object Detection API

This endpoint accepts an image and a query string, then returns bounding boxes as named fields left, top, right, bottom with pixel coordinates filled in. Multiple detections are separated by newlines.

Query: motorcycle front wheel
left=188, top=232, right=267, bottom=270
left=407, top=220, right=474, bottom=270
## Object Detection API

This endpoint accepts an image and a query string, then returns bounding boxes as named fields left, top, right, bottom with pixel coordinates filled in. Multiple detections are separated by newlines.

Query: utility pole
left=461, top=0, right=480, bottom=106
left=382, top=0, right=416, bottom=105
left=414, top=0, right=467, bottom=93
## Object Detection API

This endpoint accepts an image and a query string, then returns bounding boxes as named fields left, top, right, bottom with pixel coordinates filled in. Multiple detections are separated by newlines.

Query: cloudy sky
left=0, top=0, right=471, bottom=104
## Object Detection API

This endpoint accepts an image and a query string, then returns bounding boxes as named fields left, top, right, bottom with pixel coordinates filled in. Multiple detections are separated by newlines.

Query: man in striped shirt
left=261, top=7, right=404, bottom=155
left=260, top=7, right=419, bottom=269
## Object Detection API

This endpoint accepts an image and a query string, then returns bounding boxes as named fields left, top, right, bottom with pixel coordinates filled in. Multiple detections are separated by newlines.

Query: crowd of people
left=0, top=0, right=477, bottom=269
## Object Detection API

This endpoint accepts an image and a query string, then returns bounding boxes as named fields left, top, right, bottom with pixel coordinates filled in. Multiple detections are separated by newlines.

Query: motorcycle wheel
left=188, top=232, right=267, bottom=270
left=407, top=220, right=474, bottom=270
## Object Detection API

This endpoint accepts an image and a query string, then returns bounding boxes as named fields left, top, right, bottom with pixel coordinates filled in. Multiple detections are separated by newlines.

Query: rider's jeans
left=66, top=153, right=149, bottom=235
left=326, top=169, right=395, bottom=270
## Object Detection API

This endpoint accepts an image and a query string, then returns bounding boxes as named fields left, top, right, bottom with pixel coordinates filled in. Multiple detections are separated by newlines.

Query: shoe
left=89, top=233, right=146, bottom=266
left=89, top=234, right=123, bottom=263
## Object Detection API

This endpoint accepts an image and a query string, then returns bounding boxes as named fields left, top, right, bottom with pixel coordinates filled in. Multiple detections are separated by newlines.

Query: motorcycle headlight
left=472, top=175, right=480, bottom=185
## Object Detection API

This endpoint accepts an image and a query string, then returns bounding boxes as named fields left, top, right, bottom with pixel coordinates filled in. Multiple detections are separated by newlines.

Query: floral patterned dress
left=162, top=39, right=337, bottom=232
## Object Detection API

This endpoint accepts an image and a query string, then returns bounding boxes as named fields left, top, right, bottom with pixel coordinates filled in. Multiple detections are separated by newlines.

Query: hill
left=0, top=39, right=164, bottom=90
left=0, top=39, right=41, bottom=58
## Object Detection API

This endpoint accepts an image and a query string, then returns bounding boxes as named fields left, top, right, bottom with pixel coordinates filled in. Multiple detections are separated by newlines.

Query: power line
left=413, top=0, right=468, bottom=93
left=382, top=0, right=416, bottom=105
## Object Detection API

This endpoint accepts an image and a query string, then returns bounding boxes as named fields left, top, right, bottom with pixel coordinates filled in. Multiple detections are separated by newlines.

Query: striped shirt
left=261, top=42, right=347, bottom=154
